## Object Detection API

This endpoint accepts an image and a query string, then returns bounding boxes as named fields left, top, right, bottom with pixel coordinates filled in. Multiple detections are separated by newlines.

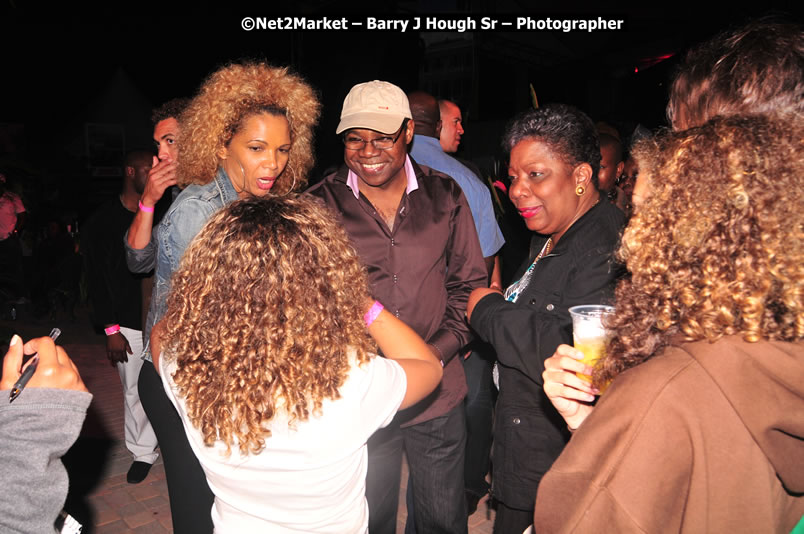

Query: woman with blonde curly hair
left=134, top=62, right=320, bottom=533
left=152, top=195, right=442, bottom=532
left=533, top=113, right=804, bottom=532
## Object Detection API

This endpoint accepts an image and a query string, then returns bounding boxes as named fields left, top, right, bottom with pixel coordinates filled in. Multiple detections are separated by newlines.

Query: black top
left=83, top=198, right=146, bottom=330
left=470, top=199, right=626, bottom=509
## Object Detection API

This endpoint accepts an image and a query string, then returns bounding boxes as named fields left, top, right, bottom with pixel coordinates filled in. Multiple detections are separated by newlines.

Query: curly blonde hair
left=177, top=62, right=320, bottom=194
left=161, top=195, right=375, bottom=455
left=595, top=114, right=803, bottom=385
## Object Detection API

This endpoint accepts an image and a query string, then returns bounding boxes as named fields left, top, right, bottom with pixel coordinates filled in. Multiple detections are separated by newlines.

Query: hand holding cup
left=543, top=344, right=598, bottom=430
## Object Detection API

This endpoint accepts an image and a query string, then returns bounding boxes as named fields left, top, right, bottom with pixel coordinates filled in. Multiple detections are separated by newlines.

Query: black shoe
left=127, top=461, right=153, bottom=484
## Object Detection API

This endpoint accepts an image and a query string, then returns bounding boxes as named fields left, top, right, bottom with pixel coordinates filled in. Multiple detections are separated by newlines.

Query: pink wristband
left=104, top=324, right=121, bottom=336
left=363, top=301, right=384, bottom=328
left=138, top=200, right=155, bottom=213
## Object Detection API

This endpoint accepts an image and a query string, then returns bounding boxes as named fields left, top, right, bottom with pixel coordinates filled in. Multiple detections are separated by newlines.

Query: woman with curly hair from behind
left=134, top=62, right=320, bottom=533
left=152, top=195, right=443, bottom=533
left=533, top=113, right=804, bottom=532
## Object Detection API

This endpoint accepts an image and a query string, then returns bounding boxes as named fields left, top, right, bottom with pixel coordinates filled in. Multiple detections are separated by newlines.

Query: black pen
left=8, top=328, right=62, bottom=403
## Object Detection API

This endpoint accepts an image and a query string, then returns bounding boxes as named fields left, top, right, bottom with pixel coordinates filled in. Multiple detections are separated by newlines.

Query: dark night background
left=0, top=2, right=801, bottom=230
left=2, top=4, right=801, bottom=530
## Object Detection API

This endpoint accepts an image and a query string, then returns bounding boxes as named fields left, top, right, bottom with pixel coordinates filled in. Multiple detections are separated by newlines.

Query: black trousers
left=366, top=403, right=468, bottom=534
left=462, top=349, right=495, bottom=498
left=138, top=361, right=214, bottom=533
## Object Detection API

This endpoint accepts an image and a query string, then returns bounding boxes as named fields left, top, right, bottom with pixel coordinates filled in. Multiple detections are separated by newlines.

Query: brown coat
left=534, top=336, right=804, bottom=533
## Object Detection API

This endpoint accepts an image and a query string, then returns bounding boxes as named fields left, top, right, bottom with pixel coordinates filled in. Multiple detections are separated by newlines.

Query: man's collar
left=345, top=155, right=419, bottom=199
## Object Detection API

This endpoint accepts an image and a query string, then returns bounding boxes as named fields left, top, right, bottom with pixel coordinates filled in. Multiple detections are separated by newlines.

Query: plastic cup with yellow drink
left=568, top=305, right=615, bottom=383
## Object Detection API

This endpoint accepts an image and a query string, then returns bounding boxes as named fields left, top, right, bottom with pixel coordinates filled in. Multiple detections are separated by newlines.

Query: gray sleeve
left=124, top=228, right=157, bottom=273
left=0, top=388, right=92, bottom=533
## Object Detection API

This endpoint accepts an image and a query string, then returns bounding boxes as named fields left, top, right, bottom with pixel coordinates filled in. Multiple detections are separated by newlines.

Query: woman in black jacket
left=467, top=104, right=625, bottom=534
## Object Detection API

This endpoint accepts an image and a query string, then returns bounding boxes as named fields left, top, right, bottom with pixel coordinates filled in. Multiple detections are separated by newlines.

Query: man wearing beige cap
left=308, top=81, right=486, bottom=534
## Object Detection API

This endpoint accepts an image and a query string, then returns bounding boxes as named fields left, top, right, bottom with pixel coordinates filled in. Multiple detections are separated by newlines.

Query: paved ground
left=1, top=305, right=494, bottom=533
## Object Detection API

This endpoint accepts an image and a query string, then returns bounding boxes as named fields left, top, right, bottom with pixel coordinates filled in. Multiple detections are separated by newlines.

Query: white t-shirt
left=161, top=351, right=406, bottom=533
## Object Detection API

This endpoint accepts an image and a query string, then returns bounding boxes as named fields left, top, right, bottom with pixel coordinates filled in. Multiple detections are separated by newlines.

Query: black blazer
left=471, top=199, right=626, bottom=509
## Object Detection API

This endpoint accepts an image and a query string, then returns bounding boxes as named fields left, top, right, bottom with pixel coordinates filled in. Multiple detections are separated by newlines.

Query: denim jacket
left=126, top=168, right=239, bottom=361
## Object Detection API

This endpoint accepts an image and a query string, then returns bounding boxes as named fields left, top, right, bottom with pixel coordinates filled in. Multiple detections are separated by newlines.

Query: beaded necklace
left=503, top=237, right=552, bottom=303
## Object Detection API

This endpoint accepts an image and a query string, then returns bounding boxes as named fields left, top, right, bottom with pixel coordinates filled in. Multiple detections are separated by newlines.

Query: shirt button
left=512, top=417, right=521, bottom=425
left=529, top=299, right=536, bottom=305
left=546, top=303, right=555, bottom=311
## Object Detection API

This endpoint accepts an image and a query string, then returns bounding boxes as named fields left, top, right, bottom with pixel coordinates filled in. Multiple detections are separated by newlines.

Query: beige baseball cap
left=336, top=80, right=412, bottom=135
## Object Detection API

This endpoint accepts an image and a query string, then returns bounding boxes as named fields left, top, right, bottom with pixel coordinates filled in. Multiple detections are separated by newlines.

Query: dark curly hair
left=177, top=62, right=321, bottom=194
left=668, top=18, right=804, bottom=130
left=502, top=104, right=602, bottom=188
left=595, top=114, right=803, bottom=386
left=161, top=195, right=375, bottom=455
left=151, top=98, right=190, bottom=125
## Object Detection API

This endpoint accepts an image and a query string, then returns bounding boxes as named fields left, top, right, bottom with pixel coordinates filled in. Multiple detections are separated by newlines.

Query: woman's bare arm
left=366, top=303, right=443, bottom=409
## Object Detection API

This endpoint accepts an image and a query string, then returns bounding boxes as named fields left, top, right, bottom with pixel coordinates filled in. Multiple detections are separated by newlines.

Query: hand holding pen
left=8, top=328, right=61, bottom=402
left=3, top=330, right=88, bottom=402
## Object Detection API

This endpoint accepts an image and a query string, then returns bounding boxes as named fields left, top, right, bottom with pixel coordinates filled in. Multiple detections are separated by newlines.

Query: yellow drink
left=569, top=304, right=615, bottom=388
left=573, top=336, right=607, bottom=383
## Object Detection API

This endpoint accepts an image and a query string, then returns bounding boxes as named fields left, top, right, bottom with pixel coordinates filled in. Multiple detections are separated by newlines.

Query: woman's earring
left=283, top=167, right=297, bottom=196
left=575, top=184, right=585, bottom=196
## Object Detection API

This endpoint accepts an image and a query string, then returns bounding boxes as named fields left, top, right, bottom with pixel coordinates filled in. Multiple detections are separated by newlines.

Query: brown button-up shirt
left=307, top=158, right=486, bottom=424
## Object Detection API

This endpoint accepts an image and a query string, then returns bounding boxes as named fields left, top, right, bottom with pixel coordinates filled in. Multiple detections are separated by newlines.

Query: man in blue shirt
left=409, top=92, right=504, bottom=272
left=408, top=91, right=503, bottom=516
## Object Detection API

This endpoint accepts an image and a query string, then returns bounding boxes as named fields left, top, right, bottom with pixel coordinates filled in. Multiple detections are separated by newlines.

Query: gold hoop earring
left=282, top=167, right=297, bottom=197
left=235, top=158, right=248, bottom=194
left=575, top=184, right=585, bottom=196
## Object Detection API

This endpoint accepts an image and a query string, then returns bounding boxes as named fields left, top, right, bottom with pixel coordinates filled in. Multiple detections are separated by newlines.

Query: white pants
left=119, top=326, right=159, bottom=464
